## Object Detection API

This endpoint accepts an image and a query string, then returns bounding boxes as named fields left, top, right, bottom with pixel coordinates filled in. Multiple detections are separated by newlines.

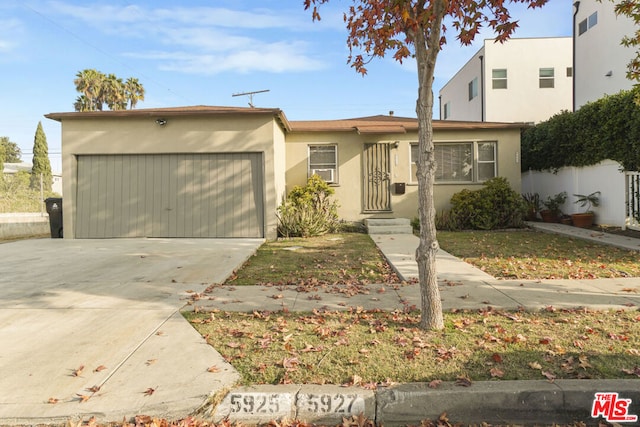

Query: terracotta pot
left=571, top=213, right=594, bottom=228
left=540, top=210, right=559, bottom=223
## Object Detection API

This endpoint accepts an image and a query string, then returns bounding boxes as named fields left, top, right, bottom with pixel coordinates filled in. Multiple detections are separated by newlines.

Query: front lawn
left=438, top=230, right=640, bottom=279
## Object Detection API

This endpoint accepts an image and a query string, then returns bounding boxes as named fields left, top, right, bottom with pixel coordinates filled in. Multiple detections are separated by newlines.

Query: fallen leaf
left=47, top=397, right=59, bottom=404
left=621, top=288, right=638, bottom=293
left=86, top=385, right=101, bottom=393
left=207, top=365, right=220, bottom=373
left=529, top=361, right=543, bottom=370
left=490, top=367, right=504, bottom=378
left=143, top=387, right=156, bottom=396
left=156, top=331, right=165, bottom=336
left=146, top=359, right=157, bottom=366
left=428, top=379, right=442, bottom=389
left=491, top=353, right=503, bottom=363
left=76, top=394, right=91, bottom=403
left=282, top=357, right=299, bottom=370
left=72, top=365, right=85, bottom=377
left=93, top=365, right=107, bottom=373
left=541, top=371, right=556, bottom=382
left=622, top=366, right=640, bottom=377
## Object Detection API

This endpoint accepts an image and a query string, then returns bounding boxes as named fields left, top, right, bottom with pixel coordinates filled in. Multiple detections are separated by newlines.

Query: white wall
left=522, top=160, right=625, bottom=226
left=439, top=47, right=484, bottom=121
left=574, top=0, right=636, bottom=109
left=484, top=37, right=573, bottom=123
left=439, top=38, right=572, bottom=124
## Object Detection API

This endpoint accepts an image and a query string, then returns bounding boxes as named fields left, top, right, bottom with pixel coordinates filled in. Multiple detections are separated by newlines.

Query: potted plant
left=540, top=192, right=567, bottom=223
left=522, top=192, right=541, bottom=221
left=571, top=191, right=600, bottom=228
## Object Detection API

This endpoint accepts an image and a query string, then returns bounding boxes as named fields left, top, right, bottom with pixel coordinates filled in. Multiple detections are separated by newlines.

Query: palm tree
left=74, top=69, right=105, bottom=111
left=103, top=74, right=127, bottom=111
left=124, top=77, right=145, bottom=109
left=73, top=69, right=145, bottom=111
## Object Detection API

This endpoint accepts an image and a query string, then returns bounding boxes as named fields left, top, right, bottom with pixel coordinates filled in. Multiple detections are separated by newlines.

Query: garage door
left=76, top=153, right=264, bottom=238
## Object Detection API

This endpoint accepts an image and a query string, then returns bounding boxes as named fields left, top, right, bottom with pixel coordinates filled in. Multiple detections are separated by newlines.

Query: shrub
left=277, top=175, right=340, bottom=237
left=449, top=177, right=526, bottom=230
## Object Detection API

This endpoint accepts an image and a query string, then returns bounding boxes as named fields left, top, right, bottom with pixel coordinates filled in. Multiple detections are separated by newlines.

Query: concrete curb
left=206, top=380, right=640, bottom=426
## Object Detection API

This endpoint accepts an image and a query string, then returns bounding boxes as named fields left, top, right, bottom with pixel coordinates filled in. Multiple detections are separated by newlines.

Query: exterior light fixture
left=155, top=119, right=167, bottom=126
left=605, top=71, right=613, bottom=77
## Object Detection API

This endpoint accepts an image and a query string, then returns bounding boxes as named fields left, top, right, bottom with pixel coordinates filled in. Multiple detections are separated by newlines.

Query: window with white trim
left=539, top=68, right=555, bottom=88
left=492, top=69, right=507, bottom=89
left=410, top=141, right=497, bottom=183
left=443, top=102, right=451, bottom=119
left=308, top=145, right=337, bottom=183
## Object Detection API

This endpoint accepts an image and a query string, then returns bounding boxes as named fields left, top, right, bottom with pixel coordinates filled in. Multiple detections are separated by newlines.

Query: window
left=468, top=77, right=478, bottom=100
left=308, top=145, right=337, bottom=183
left=443, top=102, right=451, bottom=119
left=492, top=69, right=507, bottom=89
left=579, top=12, right=597, bottom=36
left=539, top=68, right=555, bottom=88
left=410, top=141, right=497, bottom=183
left=566, top=67, right=573, bottom=77
left=578, top=19, right=588, bottom=35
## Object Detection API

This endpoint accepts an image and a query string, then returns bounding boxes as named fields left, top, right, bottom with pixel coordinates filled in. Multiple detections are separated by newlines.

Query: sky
left=1, top=1, right=572, bottom=172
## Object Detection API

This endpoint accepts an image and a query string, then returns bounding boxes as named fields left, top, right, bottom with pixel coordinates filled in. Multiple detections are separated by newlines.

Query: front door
left=363, top=143, right=392, bottom=212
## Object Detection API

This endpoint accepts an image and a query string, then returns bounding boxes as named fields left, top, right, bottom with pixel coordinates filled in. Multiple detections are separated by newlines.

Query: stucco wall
left=57, top=114, right=283, bottom=239
left=0, top=213, right=49, bottom=239
left=285, top=127, right=522, bottom=222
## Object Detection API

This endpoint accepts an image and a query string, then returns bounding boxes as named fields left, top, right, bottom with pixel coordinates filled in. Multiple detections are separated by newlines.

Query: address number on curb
left=298, top=394, right=363, bottom=414
left=228, top=393, right=289, bottom=414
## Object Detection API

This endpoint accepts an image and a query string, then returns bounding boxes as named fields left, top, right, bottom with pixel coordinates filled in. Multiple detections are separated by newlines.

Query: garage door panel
left=76, top=153, right=263, bottom=238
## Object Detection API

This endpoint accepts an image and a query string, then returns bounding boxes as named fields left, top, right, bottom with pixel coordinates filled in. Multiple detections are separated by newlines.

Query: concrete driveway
left=0, top=238, right=262, bottom=424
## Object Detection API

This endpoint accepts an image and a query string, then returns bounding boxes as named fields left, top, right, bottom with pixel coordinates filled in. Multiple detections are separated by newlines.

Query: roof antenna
left=232, top=89, right=270, bottom=108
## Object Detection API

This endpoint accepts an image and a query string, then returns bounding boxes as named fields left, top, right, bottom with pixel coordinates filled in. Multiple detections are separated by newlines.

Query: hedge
left=521, top=87, right=640, bottom=172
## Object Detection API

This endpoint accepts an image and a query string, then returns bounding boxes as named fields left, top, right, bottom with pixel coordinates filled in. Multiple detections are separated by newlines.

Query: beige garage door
left=76, top=153, right=264, bottom=238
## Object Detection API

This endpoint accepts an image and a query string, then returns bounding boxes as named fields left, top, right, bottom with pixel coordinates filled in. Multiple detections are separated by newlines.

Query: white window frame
left=443, top=102, right=451, bottom=119
left=492, top=69, right=507, bottom=89
left=410, top=141, right=497, bottom=184
left=308, top=144, right=338, bottom=184
left=539, top=68, right=555, bottom=89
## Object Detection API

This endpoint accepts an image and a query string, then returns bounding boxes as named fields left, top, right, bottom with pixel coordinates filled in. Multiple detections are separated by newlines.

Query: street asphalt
left=0, top=224, right=639, bottom=426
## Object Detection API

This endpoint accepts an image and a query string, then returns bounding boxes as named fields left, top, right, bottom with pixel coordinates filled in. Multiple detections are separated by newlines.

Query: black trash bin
left=44, top=197, right=63, bottom=238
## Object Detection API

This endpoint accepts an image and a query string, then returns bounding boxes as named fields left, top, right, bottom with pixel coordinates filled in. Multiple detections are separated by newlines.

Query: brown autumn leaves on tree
left=304, top=0, right=548, bottom=330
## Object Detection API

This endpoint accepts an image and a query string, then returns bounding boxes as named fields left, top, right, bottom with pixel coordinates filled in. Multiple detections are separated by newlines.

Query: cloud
left=46, top=1, right=328, bottom=75
left=128, top=41, right=325, bottom=75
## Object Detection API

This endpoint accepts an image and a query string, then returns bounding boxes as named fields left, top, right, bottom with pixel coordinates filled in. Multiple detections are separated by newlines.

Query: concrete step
left=364, top=218, right=413, bottom=235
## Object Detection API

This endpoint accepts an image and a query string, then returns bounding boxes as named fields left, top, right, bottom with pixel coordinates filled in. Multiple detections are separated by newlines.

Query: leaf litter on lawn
left=185, top=307, right=640, bottom=386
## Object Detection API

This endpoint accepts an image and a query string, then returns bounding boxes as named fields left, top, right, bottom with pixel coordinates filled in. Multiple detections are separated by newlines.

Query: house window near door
left=308, top=144, right=337, bottom=183
left=492, top=69, right=507, bottom=89
left=539, top=68, right=555, bottom=88
left=410, top=141, right=496, bottom=183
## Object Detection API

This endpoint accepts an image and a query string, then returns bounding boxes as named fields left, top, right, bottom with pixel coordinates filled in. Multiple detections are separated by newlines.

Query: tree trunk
left=413, top=1, right=446, bottom=330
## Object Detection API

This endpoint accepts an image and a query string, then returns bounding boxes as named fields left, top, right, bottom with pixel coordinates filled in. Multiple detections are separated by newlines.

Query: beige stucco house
left=46, top=106, right=524, bottom=239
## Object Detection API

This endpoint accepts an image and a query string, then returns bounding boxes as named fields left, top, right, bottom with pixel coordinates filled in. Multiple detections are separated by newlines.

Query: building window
left=492, top=69, right=507, bottom=89
left=578, top=19, right=588, bottom=35
left=308, top=145, right=337, bottom=183
left=443, top=102, right=451, bottom=119
left=539, top=68, right=555, bottom=88
left=579, top=11, right=598, bottom=36
left=566, top=67, right=573, bottom=77
left=410, top=141, right=497, bottom=183
left=468, top=77, right=478, bottom=100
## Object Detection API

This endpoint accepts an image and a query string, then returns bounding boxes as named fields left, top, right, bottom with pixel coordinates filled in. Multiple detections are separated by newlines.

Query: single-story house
left=45, top=106, right=524, bottom=239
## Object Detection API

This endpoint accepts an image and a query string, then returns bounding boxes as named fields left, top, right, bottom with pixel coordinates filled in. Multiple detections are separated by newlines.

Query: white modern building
left=573, top=0, right=636, bottom=110
left=439, top=37, right=573, bottom=123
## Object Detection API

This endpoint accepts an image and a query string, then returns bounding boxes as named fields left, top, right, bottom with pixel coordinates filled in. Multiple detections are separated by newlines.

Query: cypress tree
left=30, top=122, right=52, bottom=192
